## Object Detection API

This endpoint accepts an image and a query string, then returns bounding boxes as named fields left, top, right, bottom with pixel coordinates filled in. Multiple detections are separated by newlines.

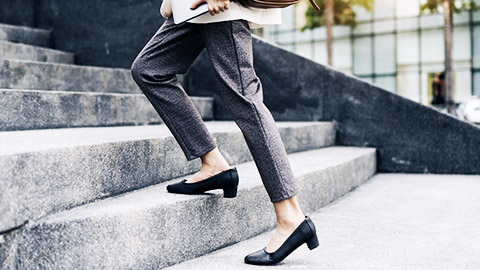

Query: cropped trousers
left=130, top=15, right=296, bottom=203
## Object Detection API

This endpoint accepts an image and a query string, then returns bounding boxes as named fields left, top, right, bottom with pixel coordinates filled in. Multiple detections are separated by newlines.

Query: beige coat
left=160, top=0, right=282, bottom=29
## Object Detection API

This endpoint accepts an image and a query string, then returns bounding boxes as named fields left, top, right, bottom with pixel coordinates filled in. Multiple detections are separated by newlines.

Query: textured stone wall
left=0, top=0, right=35, bottom=26
left=33, top=0, right=166, bottom=68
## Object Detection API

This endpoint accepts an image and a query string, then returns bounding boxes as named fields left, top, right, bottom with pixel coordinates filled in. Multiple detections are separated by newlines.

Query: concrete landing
left=165, top=173, right=480, bottom=270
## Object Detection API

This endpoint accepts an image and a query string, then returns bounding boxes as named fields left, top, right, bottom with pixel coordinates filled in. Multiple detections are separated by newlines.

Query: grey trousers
left=130, top=15, right=297, bottom=203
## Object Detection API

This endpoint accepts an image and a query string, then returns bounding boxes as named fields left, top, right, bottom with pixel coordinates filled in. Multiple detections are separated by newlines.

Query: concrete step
left=9, top=146, right=376, bottom=269
left=0, top=88, right=213, bottom=131
left=0, top=23, right=51, bottom=47
left=0, top=59, right=140, bottom=93
left=164, top=173, right=480, bottom=269
left=0, top=40, right=74, bottom=64
left=0, top=121, right=336, bottom=233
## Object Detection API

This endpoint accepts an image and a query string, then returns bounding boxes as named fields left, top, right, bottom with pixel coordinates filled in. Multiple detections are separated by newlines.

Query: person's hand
left=190, top=0, right=230, bottom=16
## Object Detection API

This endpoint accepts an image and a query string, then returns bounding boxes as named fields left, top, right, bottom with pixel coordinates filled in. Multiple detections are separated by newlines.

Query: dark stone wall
left=185, top=35, right=480, bottom=174
left=0, top=0, right=35, bottom=26
left=33, top=0, right=166, bottom=68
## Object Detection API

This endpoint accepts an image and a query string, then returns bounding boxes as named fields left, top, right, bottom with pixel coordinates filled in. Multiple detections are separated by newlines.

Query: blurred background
left=259, top=0, right=480, bottom=124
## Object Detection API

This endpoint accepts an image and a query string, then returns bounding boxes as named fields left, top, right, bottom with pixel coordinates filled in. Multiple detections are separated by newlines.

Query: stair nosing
left=0, top=40, right=74, bottom=56
left=0, top=23, right=51, bottom=34
left=0, top=121, right=334, bottom=156
left=2, top=58, right=130, bottom=71
left=32, top=146, right=377, bottom=225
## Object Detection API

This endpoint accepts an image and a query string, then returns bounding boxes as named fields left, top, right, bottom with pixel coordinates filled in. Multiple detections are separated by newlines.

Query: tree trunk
left=442, top=0, right=454, bottom=113
left=325, top=0, right=334, bottom=66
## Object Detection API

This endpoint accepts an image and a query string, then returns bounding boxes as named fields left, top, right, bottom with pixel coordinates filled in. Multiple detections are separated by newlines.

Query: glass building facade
left=262, top=0, right=480, bottom=106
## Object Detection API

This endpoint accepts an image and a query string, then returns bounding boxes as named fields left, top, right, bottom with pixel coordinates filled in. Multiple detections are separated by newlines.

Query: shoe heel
left=306, top=234, right=319, bottom=250
left=223, top=186, right=238, bottom=198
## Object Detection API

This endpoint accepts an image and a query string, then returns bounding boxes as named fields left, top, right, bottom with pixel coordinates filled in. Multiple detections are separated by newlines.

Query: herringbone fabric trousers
left=130, top=15, right=296, bottom=202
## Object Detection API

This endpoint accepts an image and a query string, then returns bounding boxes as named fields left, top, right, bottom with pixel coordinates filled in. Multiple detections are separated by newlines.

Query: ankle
left=274, top=197, right=305, bottom=227
left=200, top=162, right=230, bottom=172
left=277, top=213, right=305, bottom=228
left=200, top=148, right=230, bottom=169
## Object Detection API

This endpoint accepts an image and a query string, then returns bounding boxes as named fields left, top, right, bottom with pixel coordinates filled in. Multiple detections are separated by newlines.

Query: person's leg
left=200, top=19, right=306, bottom=252
left=130, top=16, right=231, bottom=181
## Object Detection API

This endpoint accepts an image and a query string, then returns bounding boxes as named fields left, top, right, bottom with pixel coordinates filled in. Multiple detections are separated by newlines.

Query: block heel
left=306, top=234, right=319, bottom=250
left=223, top=186, right=238, bottom=198
left=244, top=216, right=319, bottom=265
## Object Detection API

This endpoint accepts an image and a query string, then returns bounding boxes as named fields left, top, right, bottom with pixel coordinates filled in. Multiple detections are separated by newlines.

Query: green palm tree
left=302, top=0, right=374, bottom=67
left=420, top=0, right=478, bottom=114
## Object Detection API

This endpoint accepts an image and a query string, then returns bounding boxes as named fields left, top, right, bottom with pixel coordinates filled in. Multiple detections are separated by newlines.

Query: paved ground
left=165, top=173, right=480, bottom=270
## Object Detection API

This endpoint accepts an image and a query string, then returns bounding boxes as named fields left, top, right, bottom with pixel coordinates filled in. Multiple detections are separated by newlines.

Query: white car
left=463, top=99, right=480, bottom=124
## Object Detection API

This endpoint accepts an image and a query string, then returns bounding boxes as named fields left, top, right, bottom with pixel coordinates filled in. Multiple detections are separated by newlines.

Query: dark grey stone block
left=0, top=0, right=35, bottom=27
left=0, top=40, right=74, bottom=64
left=0, top=23, right=51, bottom=47
left=33, top=0, right=166, bottom=68
left=8, top=147, right=376, bottom=269
left=0, top=59, right=140, bottom=93
left=0, top=89, right=213, bottom=131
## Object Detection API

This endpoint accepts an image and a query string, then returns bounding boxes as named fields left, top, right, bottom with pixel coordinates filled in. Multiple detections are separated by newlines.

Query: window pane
left=474, top=27, right=480, bottom=68
left=312, top=27, right=326, bottom=42
left=375, top=76, right=396, bottom=92
left=295, top=28, right=312, bottom=43
left=353, top=5, right=372, bottom=22
left=296, top=42, right=312, bottom=59
left=421, top=29, right=444, bottom=63
left=397, top=32, right=419, bottom=65
left=398, top=71, right=420, bottom=101
left=396, top=0, right=420, bottom=18
left=374, top=20, right=395, bottom=34
left=454, top=70, right=472, bottom=102
left=280, top=44, right=295, bottom=53
left=353, top=37, right=373, bottom=75
left=420, top=14, right=444, bottom=29
left=279, top=6, right=294, bottom=31
left=333, top=25, right=351, bottom=38
left=474, top=9, right=480, bottom=22
left=353, top=22, right=372, bottom=35
left=452, top=27, right=470, bottom=61
left=397, top=17, right=419, bottom=32
left=360, top=76, right=374, bottom=84
left=277, top=31, right=293, bottom=43
left=374, top=0, right=395, bottom=19
left=453, top=11, right=469, bottom=25
left=333, top=38, right=352, bottom=69
left=375, top=34, right=396, bottom=74
left=313, top=41, right=327, bottom=64
left=474, top=72, right=480, bottom=97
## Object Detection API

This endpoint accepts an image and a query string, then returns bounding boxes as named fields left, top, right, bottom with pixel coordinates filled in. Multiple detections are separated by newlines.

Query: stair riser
left=0, top=24, right=51, bottom=47
left=0, top=59, right=139, bottom=93
left=0, top=41, right=74, bottom=64
left=0, top=123, right=336, bottom=232
left=0, top=90, right=213, bottom=131
left=12, top=149, right=376, bottom=269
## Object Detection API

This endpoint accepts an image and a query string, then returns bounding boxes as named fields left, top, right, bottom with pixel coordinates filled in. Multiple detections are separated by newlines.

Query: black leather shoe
left=244, top=216, right=319, bottom=265
left=166, top=167, right=239, bottom=198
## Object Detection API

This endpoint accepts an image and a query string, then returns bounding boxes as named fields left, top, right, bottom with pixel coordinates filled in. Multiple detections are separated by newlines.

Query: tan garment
left=160, top=0, right=282, bottom=29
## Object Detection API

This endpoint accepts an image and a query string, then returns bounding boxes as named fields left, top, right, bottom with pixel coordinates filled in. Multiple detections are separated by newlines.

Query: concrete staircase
left=0, top=22, right=213, bottom=131
left=0, top=23, right=377, bottom=269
